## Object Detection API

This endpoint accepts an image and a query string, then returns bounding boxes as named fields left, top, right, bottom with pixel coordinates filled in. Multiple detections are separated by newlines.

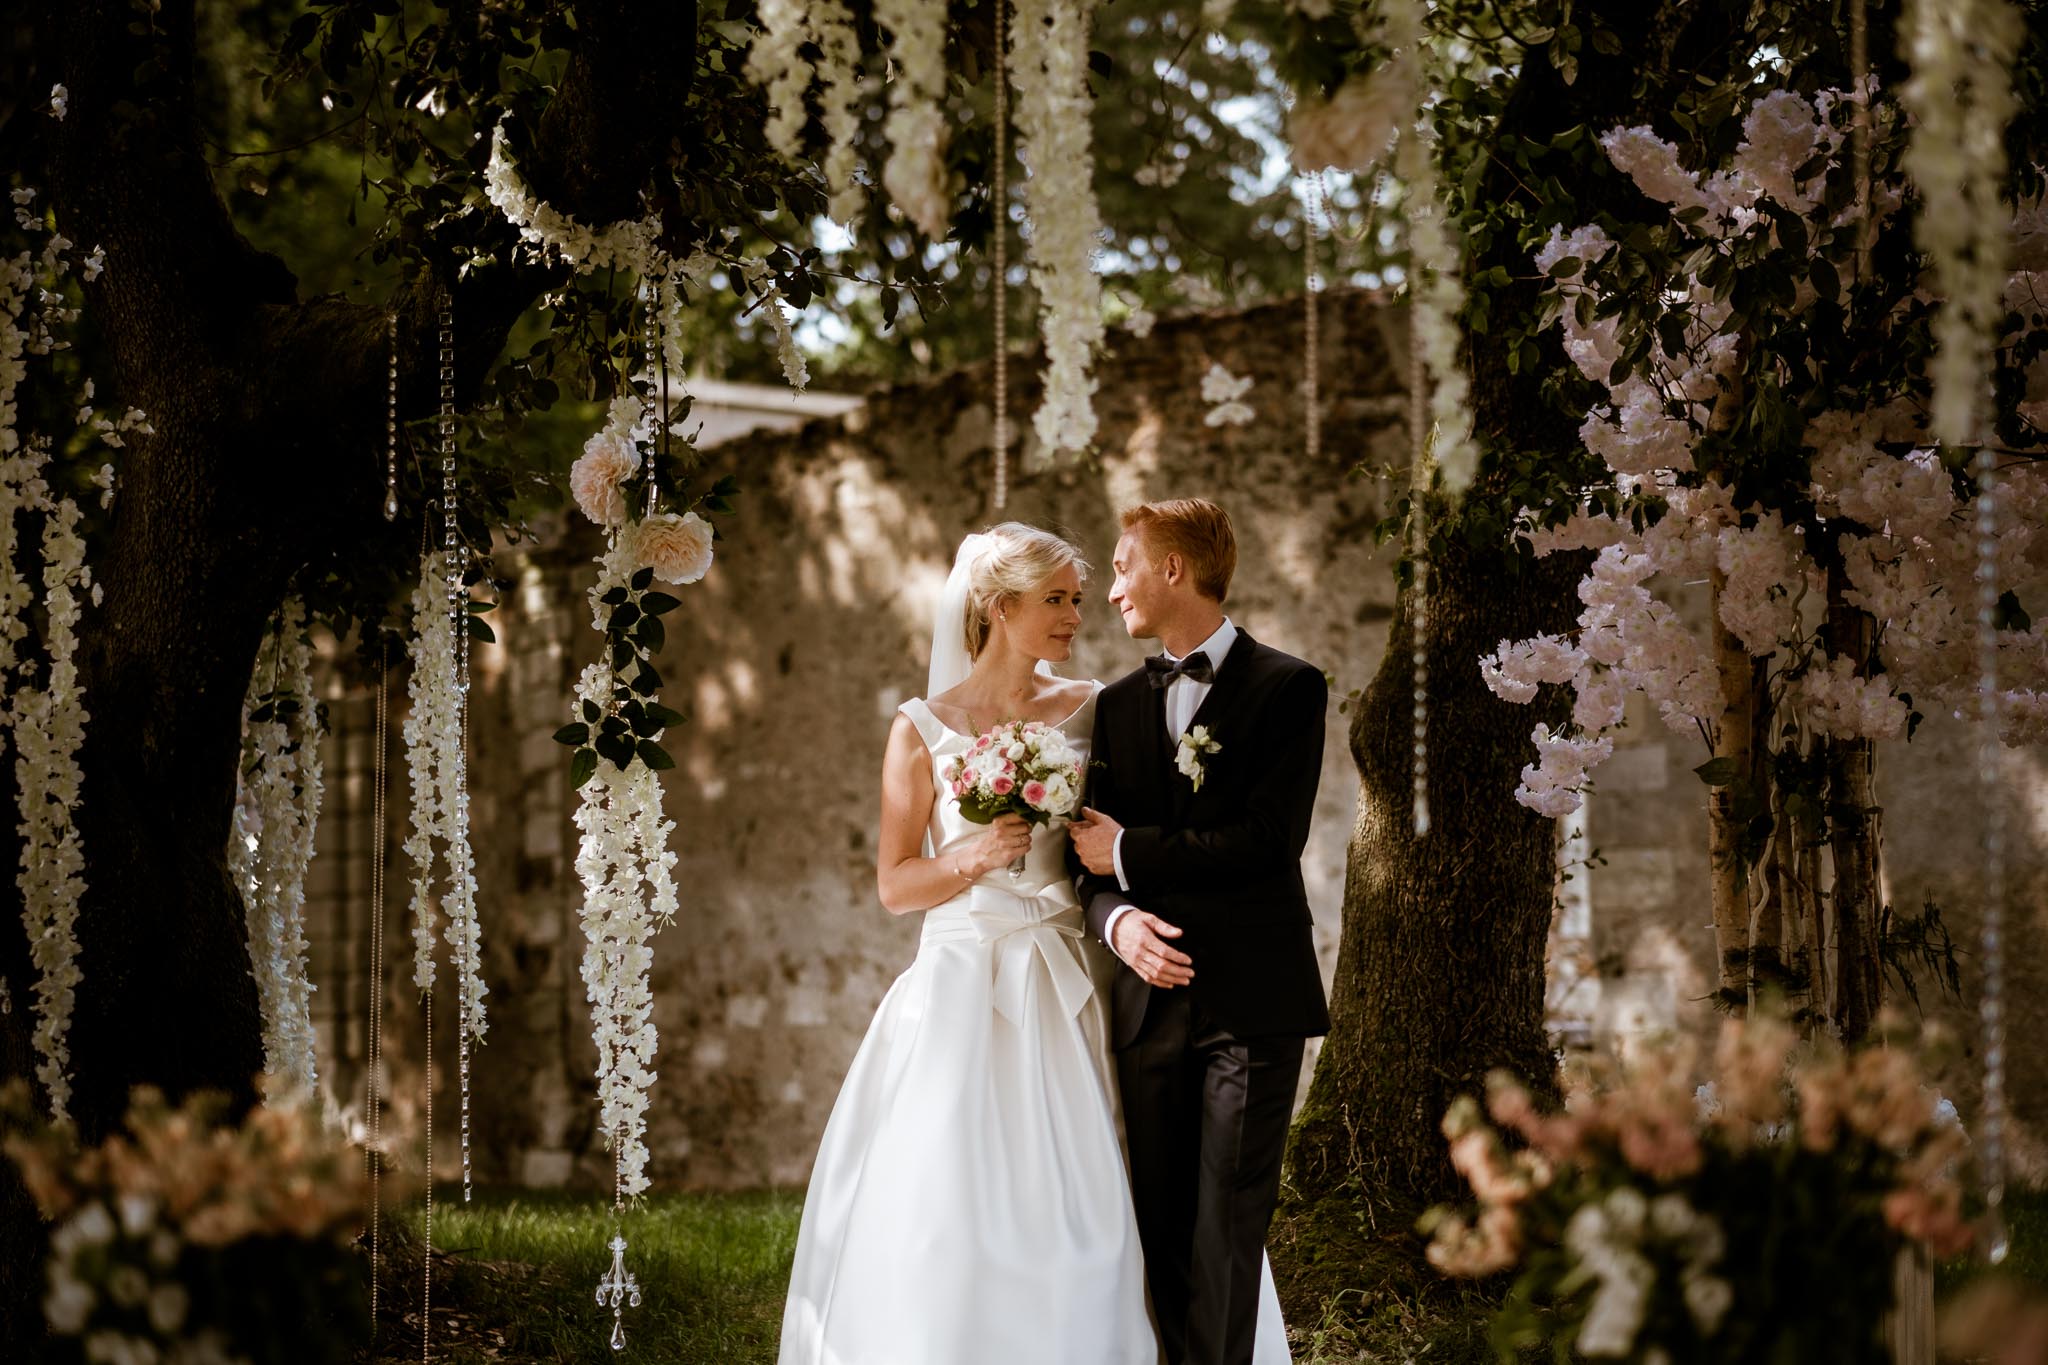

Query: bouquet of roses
left=942, top=720, right=1085, bottom=876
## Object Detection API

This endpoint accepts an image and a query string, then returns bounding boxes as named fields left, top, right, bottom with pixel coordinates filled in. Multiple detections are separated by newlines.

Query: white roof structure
left=681, top=378, right=865, bottom=450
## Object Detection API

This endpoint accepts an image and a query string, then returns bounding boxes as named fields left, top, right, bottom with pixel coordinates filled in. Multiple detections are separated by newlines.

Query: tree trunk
left=1708, top=565, right=1757, bottom=1010
left=1287, top=520, right=1584, bottom=1206
left=1825, top=564, right=1883, bottom=1041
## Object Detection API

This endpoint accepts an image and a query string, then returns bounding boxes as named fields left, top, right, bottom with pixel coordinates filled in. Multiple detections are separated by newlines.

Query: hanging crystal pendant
left=595, top=1231, right=642, bottom=1351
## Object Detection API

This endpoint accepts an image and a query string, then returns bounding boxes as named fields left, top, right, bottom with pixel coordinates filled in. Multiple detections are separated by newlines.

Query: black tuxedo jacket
left=1076, top=629, right=1332, bottom=1049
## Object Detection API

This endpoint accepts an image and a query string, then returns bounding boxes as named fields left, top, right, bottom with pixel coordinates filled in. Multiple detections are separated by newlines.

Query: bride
left=777, top=524, right=1288, bottom=1365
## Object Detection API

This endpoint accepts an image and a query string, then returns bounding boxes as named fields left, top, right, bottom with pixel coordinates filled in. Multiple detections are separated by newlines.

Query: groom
left=1071, top=498, right=1330, bottom=1365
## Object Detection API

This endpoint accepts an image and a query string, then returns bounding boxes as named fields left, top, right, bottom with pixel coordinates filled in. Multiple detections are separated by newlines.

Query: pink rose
left=1023, top=781, right=1048, bottom=807
left=991, top=776, right=1014, bottom=796
left=952, top=778, right=970, bottom=796
left=627, top=510, right=715, bottom=585
left=570, top=432, right=636, bottom=526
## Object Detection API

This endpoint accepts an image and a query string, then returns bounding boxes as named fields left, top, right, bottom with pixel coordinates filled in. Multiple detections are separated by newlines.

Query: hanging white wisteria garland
left=1900, top=0, right=2023, bottom=446
left=874, top=0, right=954, bottom=239
left=483, top=124, right=664, bottom=275
left=1009, top=0, right=1107, bottom=454
left=9, top=453, right=91, bottom=1123
left=565, top=541, right=683, bottom=1200
left=1287, top=0, right=1476, bottom=493
left=229, top=597, right=324, bottom=1099
left=401, top=548, right=483, bottom=1032
left=3, top=192, right=118, bottom=1124
left=745, top=0, right=866, bottom=223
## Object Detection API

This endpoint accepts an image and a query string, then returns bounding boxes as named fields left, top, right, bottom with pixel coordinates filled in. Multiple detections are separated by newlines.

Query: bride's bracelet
left=949, top=857, right=975, bottom=884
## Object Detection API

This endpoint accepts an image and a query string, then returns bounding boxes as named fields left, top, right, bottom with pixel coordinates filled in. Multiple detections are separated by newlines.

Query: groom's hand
left=1112, top=911, right=1193, bottom=988
left=1072, top=807, right=1122, bottom=875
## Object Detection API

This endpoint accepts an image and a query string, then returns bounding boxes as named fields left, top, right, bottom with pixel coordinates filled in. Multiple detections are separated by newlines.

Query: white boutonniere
left=1175, top=725, right=1222, bottom=792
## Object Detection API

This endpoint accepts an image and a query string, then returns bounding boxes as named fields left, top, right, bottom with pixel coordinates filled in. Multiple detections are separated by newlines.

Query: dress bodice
left=897, top=683, right=1101, bottom=879
left=896, top=683, right=1103, bottom=1025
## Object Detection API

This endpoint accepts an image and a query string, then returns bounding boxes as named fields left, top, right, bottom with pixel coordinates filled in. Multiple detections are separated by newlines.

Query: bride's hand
left=959, top=813, right=1032, bottom=878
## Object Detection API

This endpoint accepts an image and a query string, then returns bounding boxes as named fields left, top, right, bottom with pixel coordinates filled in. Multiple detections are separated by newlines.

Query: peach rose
left=628, top=510, right=715, bottom=585
left=570, top=433, right=637, bottom=527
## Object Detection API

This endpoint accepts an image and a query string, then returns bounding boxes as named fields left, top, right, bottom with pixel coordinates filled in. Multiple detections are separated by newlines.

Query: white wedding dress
left=777, top=685, right=1290, bottom=1365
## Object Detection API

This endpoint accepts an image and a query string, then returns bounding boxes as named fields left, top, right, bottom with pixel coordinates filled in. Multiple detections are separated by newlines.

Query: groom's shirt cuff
left=1113, top=831, right=1130, bottom=892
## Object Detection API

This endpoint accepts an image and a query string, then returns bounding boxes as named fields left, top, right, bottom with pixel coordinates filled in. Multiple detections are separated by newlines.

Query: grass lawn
left=370, top=1184, right=2048, bottom=1364
left=374, top=1189, right=801, bottom=1365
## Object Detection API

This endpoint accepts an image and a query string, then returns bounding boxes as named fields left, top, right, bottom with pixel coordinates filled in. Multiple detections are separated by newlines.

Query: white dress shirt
left=1104, top=617, right=1237, bottom=960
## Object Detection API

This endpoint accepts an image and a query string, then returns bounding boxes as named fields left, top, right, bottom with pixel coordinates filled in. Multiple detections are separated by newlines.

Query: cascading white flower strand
left=875, top=0, right=954, bottom=238
left=1900, top=0, right=2022, bottom=447
left=7, top=444, right=93, bottom=1121
left=1008, top=0, right=1107, bottom=455
left=746, top=0, right=866, bottom=224
left=1384, top=0, right=1476, bottom=495
left=2, top=207, right=111, bottom=1125
left=228, top=597, right=325, bottom=1100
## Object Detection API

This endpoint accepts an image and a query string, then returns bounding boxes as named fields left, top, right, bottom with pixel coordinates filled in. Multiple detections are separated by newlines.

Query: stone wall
left=304, top=289, right=1411, bottom=1189
left=299, top=286, right=2048, bottom=1193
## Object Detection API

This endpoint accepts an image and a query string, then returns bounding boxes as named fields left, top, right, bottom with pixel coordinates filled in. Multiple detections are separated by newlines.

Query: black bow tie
left=1145, top=651, right=1215, bottom=688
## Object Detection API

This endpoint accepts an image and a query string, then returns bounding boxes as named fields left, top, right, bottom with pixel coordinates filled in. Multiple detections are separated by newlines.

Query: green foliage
left=555, top=567, right=690, bottom=784
left=382, top=1189, right=801, bottom=1364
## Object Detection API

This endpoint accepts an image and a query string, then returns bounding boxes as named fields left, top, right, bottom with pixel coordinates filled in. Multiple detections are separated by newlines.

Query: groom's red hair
left=1119, top=499, right=1236, bottom=603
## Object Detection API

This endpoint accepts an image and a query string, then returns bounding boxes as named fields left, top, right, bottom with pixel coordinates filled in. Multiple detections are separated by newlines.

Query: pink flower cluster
left=941, top=719, right=1083, bottom=823
left=1425, top=1013, right=1975, bottom=1294
left=1490, top=84, right=2048, bottom=813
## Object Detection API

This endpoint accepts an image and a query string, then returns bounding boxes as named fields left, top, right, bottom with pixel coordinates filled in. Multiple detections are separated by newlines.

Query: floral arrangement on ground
left=1424, top=1012, right=1970, bottom=1364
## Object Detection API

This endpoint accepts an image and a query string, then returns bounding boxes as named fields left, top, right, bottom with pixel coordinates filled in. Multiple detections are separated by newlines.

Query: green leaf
left=612, top=602, right=642, bottom=631
left=553, top=722, right=589, bottom=746
left=570, top=747, right=599, bottom=788
left=601, top=586, right=628, bottom=607
left=1810, top=255, right=1840, bottom=303
left=466, top=616, right=496, bottom=644
left=582, top=700, right=602, bottom=724
left=644, top=701, right=687, bottom=729
left=636, top=739, right=676, bottom=771
left=1693, top=756, right=1741, bottom=787
left=638, top=615, right=666, bottom=652
left=595, top=733, right=637, bottom=770
left=641, top=591, right=682, bottom=616
left=630, top=567, right=655, bottom=592
left=1995, top=589, right=2031, bottom=632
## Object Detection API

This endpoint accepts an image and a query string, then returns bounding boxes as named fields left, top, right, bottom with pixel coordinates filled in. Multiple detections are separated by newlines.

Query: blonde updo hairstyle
left=963, top=523, right=1092, bottom=660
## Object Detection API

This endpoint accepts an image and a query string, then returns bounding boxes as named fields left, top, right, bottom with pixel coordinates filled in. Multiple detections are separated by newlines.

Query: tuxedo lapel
left=1170, top=631, right=1261, bottom=820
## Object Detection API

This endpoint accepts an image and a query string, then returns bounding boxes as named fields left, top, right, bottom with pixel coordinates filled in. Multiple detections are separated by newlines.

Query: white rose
left=627, top=510, right=715, bottom=586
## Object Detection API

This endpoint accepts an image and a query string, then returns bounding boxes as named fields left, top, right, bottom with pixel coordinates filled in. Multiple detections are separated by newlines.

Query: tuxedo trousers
left=1119, top=991, right=1305, bottom=1365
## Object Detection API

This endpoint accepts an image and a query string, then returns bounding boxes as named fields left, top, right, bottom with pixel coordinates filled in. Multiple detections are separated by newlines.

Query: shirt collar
left=1166, top=617, right=1237, bottom=673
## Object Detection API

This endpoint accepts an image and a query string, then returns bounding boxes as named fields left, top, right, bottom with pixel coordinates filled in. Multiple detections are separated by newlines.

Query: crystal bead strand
left=1302, top=175, right=1323, bottom=462
left=991, top=0, right=1011, bottom=512
left=1974, top=444, right=2010, bottom=1264
left=422, top=981, right=433, bottom=1365
left=595, top=945, right=640, bottom=1352
left=437, top=303, right=476, bottom=1209
left=385, top=315, right=400, bottom=521
left=1408, top=306, right=1431, bottom=837
left=643, top=279, right=661, bottom=517
left=368, top=640, right=388, bottom=1332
